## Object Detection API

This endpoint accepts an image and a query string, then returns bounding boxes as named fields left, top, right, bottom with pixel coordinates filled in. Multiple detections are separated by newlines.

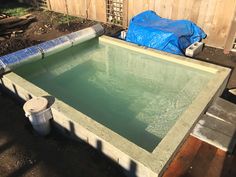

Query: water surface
left=15, top=39, right=214, bottom=151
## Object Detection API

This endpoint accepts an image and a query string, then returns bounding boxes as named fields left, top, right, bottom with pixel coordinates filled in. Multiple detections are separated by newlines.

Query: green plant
left=57, top=15, right=78, bottom=25
left=0, top=2, right=30, bottom=16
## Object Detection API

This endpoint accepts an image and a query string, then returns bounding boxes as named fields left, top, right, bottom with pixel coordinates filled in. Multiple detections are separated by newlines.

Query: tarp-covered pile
left=126, top=11, right=206, bottom=55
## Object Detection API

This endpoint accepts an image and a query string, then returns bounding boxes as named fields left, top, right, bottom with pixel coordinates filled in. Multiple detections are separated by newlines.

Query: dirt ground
left=0, top=2, right=236, bottom=177
left=195, top=47, right=236, bottom=104
left=0, top=93, right=126, bottom=177
left=0, top=9, right=122, bottom=56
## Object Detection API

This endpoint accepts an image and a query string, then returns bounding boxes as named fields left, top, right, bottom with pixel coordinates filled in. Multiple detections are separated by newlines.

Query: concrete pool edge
left=0, top=72, right=157, bottom=176
left=99, top=37, right=231, bottom=173
left=0, top=36, right=231, bottom=177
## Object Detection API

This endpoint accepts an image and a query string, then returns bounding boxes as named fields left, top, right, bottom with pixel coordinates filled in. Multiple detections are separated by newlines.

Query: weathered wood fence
left=23, top=0, right=236, bottom=50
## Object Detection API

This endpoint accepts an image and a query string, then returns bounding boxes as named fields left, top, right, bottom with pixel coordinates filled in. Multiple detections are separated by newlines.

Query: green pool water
left=15, top=38, right=214, bottom=151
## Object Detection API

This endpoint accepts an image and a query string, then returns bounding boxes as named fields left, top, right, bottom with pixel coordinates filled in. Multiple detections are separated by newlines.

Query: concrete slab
left=206, top=97, right=236, bottom=125
left=198, top=114, right=236, bottom=137
left=191, top=123, right=236, bottom=152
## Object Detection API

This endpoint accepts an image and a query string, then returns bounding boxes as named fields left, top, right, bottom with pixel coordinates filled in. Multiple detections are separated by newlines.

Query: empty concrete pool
left=0, top=28, right=231, bottom=176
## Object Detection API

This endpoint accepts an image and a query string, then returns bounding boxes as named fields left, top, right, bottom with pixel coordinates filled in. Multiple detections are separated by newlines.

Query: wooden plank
left=49, top=0, right=67, bottom=14
left=46, top=0, right=52, bottom=10
left=154, top=0, right=166, bottom=17
left=170, top=0, right=180, bottom=20
left=95, top=0, right=106, bottom=22
left=78, top=0, right=87, bottom=18
left=123, top=0, right=128, bottom=27
left=163, top=136, right=234, bottom=177
left=163, top=135, right=236, bottom=177
left=189, top=0, right=201, bottom=23
left=204, top=149, right=226, bottom=177
left=148, top=0, right=155, bottom=11
left=87, top=0, right=96, bottom=20
left=203, top=0, right=217, bottom=41
left=162, top=136, right=202, bottom=177
left=67, top=0, right=80, bottom=16
left=131, top=0, right=146, bottom=16
left=220, top=150, right=236, bottom=177
left=224, top=7, right=236, bottom=54
left=196, top=0, right=209, bottom=28
left=127, top=0, right=134, bottom=21
left=162, top=0, right=174, bottom=19
left=183, top=141, right=217, bottom=177
left=207, top=0, right=235, bottom=48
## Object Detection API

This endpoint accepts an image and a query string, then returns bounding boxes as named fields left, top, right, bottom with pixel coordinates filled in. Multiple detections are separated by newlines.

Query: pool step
left=206, top=97, right=236, bottom=124
left=191, top=98, right=236, bottom=153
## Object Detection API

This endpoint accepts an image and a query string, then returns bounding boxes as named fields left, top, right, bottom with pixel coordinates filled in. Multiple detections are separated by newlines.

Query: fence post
left=46, top=0, right=52, bottom=10
left=123, top=0, right=128, bottom=28
left=224, top=8, right=236, bottom=54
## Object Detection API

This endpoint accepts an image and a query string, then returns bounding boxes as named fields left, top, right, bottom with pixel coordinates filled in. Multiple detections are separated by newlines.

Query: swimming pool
left=0, top=35, right=230, bottom=177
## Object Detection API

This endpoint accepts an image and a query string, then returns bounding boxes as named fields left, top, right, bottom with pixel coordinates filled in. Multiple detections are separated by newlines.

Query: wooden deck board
left=183, top=140, right=217, bottom=177
left=163, top=136, right=202, bottom=177
left=162, top=135, right=236, bottom=177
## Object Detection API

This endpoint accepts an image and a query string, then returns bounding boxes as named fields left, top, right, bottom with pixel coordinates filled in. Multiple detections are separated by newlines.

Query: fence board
left=128, top=0, right=236, bottom=49
left=224, top=8, right=236, bottom=53
left=50, top=0, right=67, bottom=14
left=23, top=0, right=236, bottom=49
left=95, top=0, right=106, bottom=22
left=67, top=0, right=80, bottom=16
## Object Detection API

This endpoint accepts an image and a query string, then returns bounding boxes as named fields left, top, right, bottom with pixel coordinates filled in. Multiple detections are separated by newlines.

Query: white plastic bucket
left=23, top=97, right=52, bottom=136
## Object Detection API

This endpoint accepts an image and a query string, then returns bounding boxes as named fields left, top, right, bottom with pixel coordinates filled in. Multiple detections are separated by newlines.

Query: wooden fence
left=128, top=0, right=236, bottom=49
left=24, top=0, right=236, bottom=50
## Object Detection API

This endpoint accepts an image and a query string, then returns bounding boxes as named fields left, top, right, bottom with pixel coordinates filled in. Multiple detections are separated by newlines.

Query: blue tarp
left=126, top=11, right=206, bottom=55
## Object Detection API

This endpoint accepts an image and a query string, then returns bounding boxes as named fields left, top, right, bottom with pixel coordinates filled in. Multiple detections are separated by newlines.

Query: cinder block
left=185, top=42, right=204, bottom=57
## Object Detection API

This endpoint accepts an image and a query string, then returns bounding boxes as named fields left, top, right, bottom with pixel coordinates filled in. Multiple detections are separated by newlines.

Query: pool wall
left=0, top=36, right=231, bottom=177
